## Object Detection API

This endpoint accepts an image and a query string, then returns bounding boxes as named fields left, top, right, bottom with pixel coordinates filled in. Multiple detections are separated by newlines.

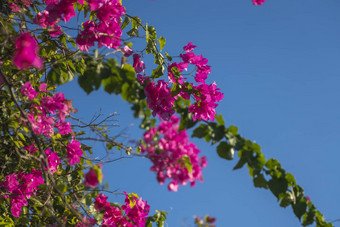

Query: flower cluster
left=138, top=42, right=224, bottom=122
left=13, top=33, right=43, bottom=70
left=141, top=115, right=207, bottom=191
left=9, top=0, right=33, bottom=12
left=144, top=80, right=175, bottom=121
left=34, top=0, right=84, bottom=37
left=90, top=192, right=150, bottom=227
left=22, top=82, right=73, bottom=137
left=21, top=82, right=83, bottom=166
left=76, top=0, right=125, bottom=51
left=1, top=169, right=44, bottom=217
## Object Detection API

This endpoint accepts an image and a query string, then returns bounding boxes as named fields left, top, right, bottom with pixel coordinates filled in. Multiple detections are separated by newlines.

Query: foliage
left=0, top=0, right=334, bottom=226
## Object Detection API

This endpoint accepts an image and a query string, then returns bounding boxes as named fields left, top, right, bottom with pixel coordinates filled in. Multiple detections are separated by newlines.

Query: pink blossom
left=133, top=54, right=145, bottom=73
left=44, top=148, right=61, bottom=174
left=183, top=42, right=197, bottom=52
left=189, top=83, right=224, bottom=122
left=34, top=11, right=57, bottom=28
left=13, top=33, right=43, bottom=69
left=94, top=193, right=109, bottom=211
left=55, top=121, right=73, bottom=135
left=76, top=217, right=96, bottom=227
left=23, top=143, right=38, bottom=154
left=168, top=181, right=178, bottom=192
left=58, top=0, right=76, bottom=22
left=21, top=82, right=38, bottom=100
left=1, top=169, right=43, bottom=217
left=84, top=168, right=100, bottom=188
left=122, top=192, right=150, bottom=227
left=252, top=0, right=266, bottom=5
left=141, top=115, right=207, bottom=191
left=39, top=83, right=47, bottom=92
left=122, top=45, right=133, bottom=57
left=144, top=80, right=175, bottom=121
left=49, top=26, right=62, bottom=37
left=66, top=140, right=83, bottom=165
left=9, top=3, right=20, bottom=12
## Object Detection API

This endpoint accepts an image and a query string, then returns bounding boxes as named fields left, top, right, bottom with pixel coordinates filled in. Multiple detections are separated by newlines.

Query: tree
left=0, top=0, right=335, bottom=226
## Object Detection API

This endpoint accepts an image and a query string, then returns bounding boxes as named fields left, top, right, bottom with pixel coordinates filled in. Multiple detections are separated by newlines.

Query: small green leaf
left=253, top=174, right=268, bottom=188
left=216, top=141, right=234, bottom=160
left=192, top=124, right=210, bottom=138
left=215, top=114, right=225, bottom=126
left=121, top=16, right=131, bottom=30
left=158, top=36, right=166, bottom=51
left=151, top=65, right=164, bottom=78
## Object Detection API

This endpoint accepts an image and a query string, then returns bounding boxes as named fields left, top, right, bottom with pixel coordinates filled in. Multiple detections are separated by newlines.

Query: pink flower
left=142, top=115, right=207, bottom=191
left=168, top=181, right=178, bottom=192
left=13, top=33, right=43, bottom=69
left=9, top=3, right=20, bottom=12
left=49, top=26, right=63, bottom=37
left=144, top=80, right=175, bottom=121
left=252, top=0, right=266, bottom=5
left=44, top=148, right=61, bottom=174
left=122, top=45, right=133, bottom=57
left=23, top=143, right=38, bottom=154
left=122, top=192, right=150, bottom=227
left=183, top=42, right=197, bottom=52
left=55, top=121, right=73, bottom=135
left=76, top=217, right=96, bottom=227
left=66, top=140, right=83, bottom=165
left=133, top=54, right=145, bottom=73
left=189, top=83, right=224, bottom=122
left=94, top=193, right=109, bottom=211
left=21, top=82, right=38, bottom=100
left=84, top=168, right=100, bottom=188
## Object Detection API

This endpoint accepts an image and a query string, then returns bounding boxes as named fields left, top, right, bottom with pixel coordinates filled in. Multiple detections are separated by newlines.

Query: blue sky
left=59, top=0, right=340, bottom=226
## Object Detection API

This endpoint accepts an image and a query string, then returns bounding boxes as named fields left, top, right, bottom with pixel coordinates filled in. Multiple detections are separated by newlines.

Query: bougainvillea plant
left=0, top=0, right=334, bottom=226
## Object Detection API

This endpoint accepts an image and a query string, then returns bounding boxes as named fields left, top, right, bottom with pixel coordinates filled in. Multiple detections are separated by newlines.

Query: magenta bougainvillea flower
left=21, top=82, right=38, bottom=100
left=122, top=192, right=150, bottom=227
left=133, top=54, right=145, bottom=73
left=66, top=140, right=83, bottom=165
left=13, top=33, right=43, bottom=69
left=252, top=0, right=266, bottom=5
left=144, top=80, right=175, bottom=121
left=44, top=148, right=61, bottom=174
left=93, top=192, right=150, bottom=227
left=1, top=169, right=44, bottom=217
left=94, top=193, right=110, bottom=211
left=141, top=115, right=207, bottom=191
left=84, top=168, right=100, bottom=188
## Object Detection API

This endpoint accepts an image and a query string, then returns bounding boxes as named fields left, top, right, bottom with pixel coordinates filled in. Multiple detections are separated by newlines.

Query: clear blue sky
left=59, top=0, right=340, bottom=226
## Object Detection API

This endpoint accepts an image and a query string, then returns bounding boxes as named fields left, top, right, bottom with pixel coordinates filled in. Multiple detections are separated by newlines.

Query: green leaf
left=165, top=52, right=172, bottom=61
left=151, top=65, right=164, bottom=78
left=157, top=36, right=166, bottom=51
left=192, top=124, right=210, bottom=138
left=216, top=141, right=234, bottom=160
left=131, top=16, right=142, bottom=29
left=292, top=198, right=307, bottom=220
left=215, top=114, right=225, bottom=126
left=182, top=155, right=193, bottom=173
left=171, top=83, right=182, bottom=97
left=146, top=24, right=157, bottom=41
left=233, top=157, right=247, bottom=170
left=253, top=174, right=268, bottom=188
left=227, top=125, right=238, bottom=136
left=121, top=16, right=131, bottom=30
left=268, top=177, right=288, bottom=198
left=279, top=192, right=295, bottom=208
left=127, top=28, right=139, bottom=37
